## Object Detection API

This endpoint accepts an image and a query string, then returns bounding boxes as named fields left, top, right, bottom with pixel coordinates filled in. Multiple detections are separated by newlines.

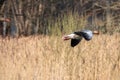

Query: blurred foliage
left=0, top=0, right=120, bottom=36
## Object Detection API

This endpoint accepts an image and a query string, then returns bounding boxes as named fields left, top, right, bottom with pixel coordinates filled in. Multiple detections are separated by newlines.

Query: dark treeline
left=0, top=0, right=120, bottom=37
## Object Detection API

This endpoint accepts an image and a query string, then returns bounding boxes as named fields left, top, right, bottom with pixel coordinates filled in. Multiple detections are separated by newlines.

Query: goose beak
left=62, top=35, right=70, bottom=41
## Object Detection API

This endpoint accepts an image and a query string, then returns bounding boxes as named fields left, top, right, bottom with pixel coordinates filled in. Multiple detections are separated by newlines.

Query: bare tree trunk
left=3, top=0, right=7, bottom=37
left=10, top=0, right=18, bottom=37
left=16, top=0, right=24, bottom=34
left=106, top=0, right=112, bottom=33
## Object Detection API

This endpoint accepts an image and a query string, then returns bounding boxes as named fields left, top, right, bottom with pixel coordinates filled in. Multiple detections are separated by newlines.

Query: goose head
left=62, top=33, right=79, bottom=41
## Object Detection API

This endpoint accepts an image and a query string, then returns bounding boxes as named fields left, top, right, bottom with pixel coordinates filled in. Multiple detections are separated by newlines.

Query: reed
left=0, top=33, right=120, bottom=80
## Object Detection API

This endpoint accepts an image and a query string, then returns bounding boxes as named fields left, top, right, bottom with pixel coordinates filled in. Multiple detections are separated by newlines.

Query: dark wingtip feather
left=71, top=38, right=82, bottom=47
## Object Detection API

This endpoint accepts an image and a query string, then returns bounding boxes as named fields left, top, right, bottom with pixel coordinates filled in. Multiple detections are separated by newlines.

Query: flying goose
left=62, top=30, right=99, bottom=47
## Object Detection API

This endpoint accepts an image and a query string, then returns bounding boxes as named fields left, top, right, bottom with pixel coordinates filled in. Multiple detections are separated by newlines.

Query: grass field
left=0, top=34, right=120, bottom=80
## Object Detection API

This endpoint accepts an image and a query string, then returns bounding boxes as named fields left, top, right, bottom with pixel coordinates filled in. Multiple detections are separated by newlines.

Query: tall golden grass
left=0, top=34, right=120, bottom=80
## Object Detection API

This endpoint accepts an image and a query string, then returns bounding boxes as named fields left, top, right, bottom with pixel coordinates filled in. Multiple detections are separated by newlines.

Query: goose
left=62, top=30, right=99, bottom=47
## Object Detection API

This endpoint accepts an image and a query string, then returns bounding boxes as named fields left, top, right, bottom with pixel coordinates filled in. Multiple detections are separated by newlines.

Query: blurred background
left=0, top=0, right=120, bottom=37
left=0, top=1, right=120, bottom=80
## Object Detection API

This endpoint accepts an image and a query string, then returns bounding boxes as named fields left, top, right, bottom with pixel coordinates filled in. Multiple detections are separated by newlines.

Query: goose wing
left=74, top=30, right=93, bottom=41
left=71, top=37, right=82, bottom=47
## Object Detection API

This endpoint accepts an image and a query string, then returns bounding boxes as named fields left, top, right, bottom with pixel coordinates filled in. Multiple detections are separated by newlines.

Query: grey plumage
left=62, top=30, right=93, bottom=47
left=74, top=30, right=93, bottom=41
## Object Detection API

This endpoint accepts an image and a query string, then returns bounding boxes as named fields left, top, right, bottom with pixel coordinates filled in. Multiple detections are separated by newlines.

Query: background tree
left=0, top=0, right=120, bottom=37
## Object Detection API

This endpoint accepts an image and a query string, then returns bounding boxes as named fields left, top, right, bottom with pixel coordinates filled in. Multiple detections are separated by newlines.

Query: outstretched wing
left=74, top=30, right=93, bottom=41
left=71, top=37, right=82, bottom=47
left=80, top=30, right=93, bottom=41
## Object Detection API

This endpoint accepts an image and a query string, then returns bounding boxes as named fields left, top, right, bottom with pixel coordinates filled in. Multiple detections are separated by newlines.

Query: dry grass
left=0, top=34, right=120, bottom=80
